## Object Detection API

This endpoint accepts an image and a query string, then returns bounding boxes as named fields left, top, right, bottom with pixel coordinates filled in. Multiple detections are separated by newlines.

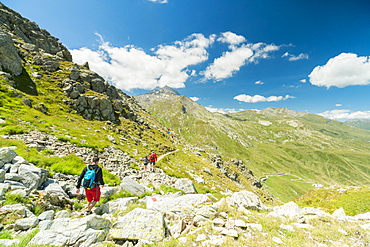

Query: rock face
left=226, top=190, right=265, bottom=211
left=29, top=215, right=112, bottom=247
left=108, top=208, right=166, bottom=242
left=60, top=72, right=145, bottom=123
left=0, top=3, right=72, bottom=62
left=0, top=29, right=22, bottom=75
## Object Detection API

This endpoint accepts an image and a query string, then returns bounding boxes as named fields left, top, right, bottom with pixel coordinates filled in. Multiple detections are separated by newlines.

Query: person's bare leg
left=87, top=200, right=97, bottom=212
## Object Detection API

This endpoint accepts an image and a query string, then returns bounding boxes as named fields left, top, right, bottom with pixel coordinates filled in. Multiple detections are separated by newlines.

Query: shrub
left=0, top=229, right=12, bottom=239
left=3, top=193, right=31, bottom=205
left=159, top=184, right=183, bottom=194
left=41, top=149, right=55, bottom=155
left=0, top=125, right=27, bottom=135
left=57, top=135, right=71, bottom=142
left=50, top=154, right=86, bottom=175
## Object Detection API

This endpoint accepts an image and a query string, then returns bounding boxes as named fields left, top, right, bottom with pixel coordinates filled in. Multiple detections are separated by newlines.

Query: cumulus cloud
left=299, top=79, right=306, bottom=83
left=70, top=31, right=282, bottom=91
left=255, top=80, right=264, bottom=85
left=335, top=104, right=342, bottom=107
left=189, top=97, right=200, bottom=102
left=70, top=33, right=214, bottom=91
left=234, top=94, right=295, bottom=103
left=319, top=109, right=370, bottom=120
left=202, top=42, right=280, bottom=81
left=282, top=52, right=309, bottom=61
left=217, top=31, right=246, bottom=45
left=148, top=0, right=168, bottom=3
left=206, top=106, right=244, bottom=114
left=309, top=53, right=370, bottom=88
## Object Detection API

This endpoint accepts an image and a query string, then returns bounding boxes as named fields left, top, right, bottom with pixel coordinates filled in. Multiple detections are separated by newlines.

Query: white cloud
left=202, top=42, right=280, bottom=81
left=70, top=33, right=214, bottom=91
left=148, top=0, right=168, bottom=3
left=309, top=53, right=370, bottom=88
left=319, top=109, right=370, bottom=120
left=234, top=94, right=295, bottom=103
left=335, top=104, right=342, bottom=107
left=255, top=80, right=264, bottom=85
left=217, top=31, right=246, bottom=45
left=189, top=97, right=200, bottom=102
left=299, top=79, right=306, bottom=83
left=201, top=45, right=253, bottom=81
left=206, top=106, right=244, bottom=114
left=282, top=52, right=309, bottom=61
left=70, top=31, right=282, bottom=91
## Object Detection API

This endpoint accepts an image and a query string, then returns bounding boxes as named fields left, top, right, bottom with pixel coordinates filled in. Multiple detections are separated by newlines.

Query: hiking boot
left=84, top=211, right=92, bottom=216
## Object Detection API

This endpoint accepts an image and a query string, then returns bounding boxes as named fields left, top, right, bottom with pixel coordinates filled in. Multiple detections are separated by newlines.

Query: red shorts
left=85, top=186, right=101, bottom=202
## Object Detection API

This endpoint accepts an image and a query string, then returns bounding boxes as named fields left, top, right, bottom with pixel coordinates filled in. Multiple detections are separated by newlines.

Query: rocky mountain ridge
left=345, top=119, right=370, bottom=131
left=0, top=2, right=71, bottom=77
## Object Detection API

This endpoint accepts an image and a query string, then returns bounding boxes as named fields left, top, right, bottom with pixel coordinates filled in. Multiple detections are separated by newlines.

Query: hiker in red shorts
left=76, top=157, right=105, bottom=215
left=149, top=151, right=157, bottom=172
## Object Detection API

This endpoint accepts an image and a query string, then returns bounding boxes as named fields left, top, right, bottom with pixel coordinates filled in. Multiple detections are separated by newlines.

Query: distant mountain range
left=135, top=86, right=370, bottom=201
left=345, top=119, right=370, bottom=130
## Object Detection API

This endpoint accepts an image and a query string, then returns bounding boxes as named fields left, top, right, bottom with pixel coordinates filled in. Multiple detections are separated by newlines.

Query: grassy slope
left=294, top=186, right=370, bottom=216
left=0, top=61, right=177, bottom=185
left=135, top=95, right=370, bottom=202
left=345, top=119, right=370, bottom=131
left=1, top=59, right=258, bottom=198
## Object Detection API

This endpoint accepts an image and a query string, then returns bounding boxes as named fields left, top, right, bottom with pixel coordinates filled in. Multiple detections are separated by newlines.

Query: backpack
left=82, top=167, right=97, bottom=189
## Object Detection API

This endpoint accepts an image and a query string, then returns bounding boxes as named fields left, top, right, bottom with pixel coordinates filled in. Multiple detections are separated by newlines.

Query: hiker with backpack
left=142, top=156, right=149, bottom=172
left=76, top=157, right=105, bottom=215
left=149, top=151, right=157, bottom=172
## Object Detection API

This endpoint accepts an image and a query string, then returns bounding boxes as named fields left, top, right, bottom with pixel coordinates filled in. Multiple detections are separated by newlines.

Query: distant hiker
left=142, top=156, right=149, bottom=172
left=149, top=151, right=157, bottom=172
left=76, top=157, right=105, bottom=215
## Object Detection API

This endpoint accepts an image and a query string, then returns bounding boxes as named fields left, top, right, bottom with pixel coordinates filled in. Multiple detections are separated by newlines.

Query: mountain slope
left=0, top=3, right=269, bottom=202
left=345, top=119, right=370, bottom=130
left=135, top=87, right=370, bottom=201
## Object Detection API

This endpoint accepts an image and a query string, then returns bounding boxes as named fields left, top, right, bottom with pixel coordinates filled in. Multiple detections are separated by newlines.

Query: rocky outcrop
left=0, top=3, right=72, bottom=62
left=29, top=214, right=112, bottom=247
left=209, top=154, right=263, bottom=190
left=0, top=29, right=22, bottom=75
left=60, top=68, right=145, bottom=123
left=108, top=208, right=166, bottom=242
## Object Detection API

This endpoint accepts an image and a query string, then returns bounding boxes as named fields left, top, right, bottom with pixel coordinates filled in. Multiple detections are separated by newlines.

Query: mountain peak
left=149, top=86, right=180, bottom=96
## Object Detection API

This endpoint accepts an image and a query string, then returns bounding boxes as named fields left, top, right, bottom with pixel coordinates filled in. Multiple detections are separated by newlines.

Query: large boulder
left=42, top=180, right=69, bottom=197
left=0, top=29, right=22, bottom=75
left=173, top=178, right=197, bottom=194
left=267, top=201, right=302, bottom=219
left=108, top=208, right=166, bottom=242
left=226, top=190, right=265, bottom=211
left=18, top=164, right=48, bottom=190
left=14, top=217, right=39, bottom=231
left=120, top=177, right=147, bottom=196
left=95, top=197, right=138, bottom=215
left=0, top=147, right=17, bottom=164
left=28, top=214, right=112, bottom=247
left=0, top=204, right=35, bottom=223
left=91, top=78, right=108, bottom=93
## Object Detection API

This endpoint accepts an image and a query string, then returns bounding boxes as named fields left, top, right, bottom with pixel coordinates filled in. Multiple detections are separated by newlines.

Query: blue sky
left=2, top=0, right=370, bottom=120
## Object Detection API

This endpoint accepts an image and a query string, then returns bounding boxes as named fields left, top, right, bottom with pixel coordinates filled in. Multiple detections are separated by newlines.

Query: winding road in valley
left=261, top=173, right=318, bottom=185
